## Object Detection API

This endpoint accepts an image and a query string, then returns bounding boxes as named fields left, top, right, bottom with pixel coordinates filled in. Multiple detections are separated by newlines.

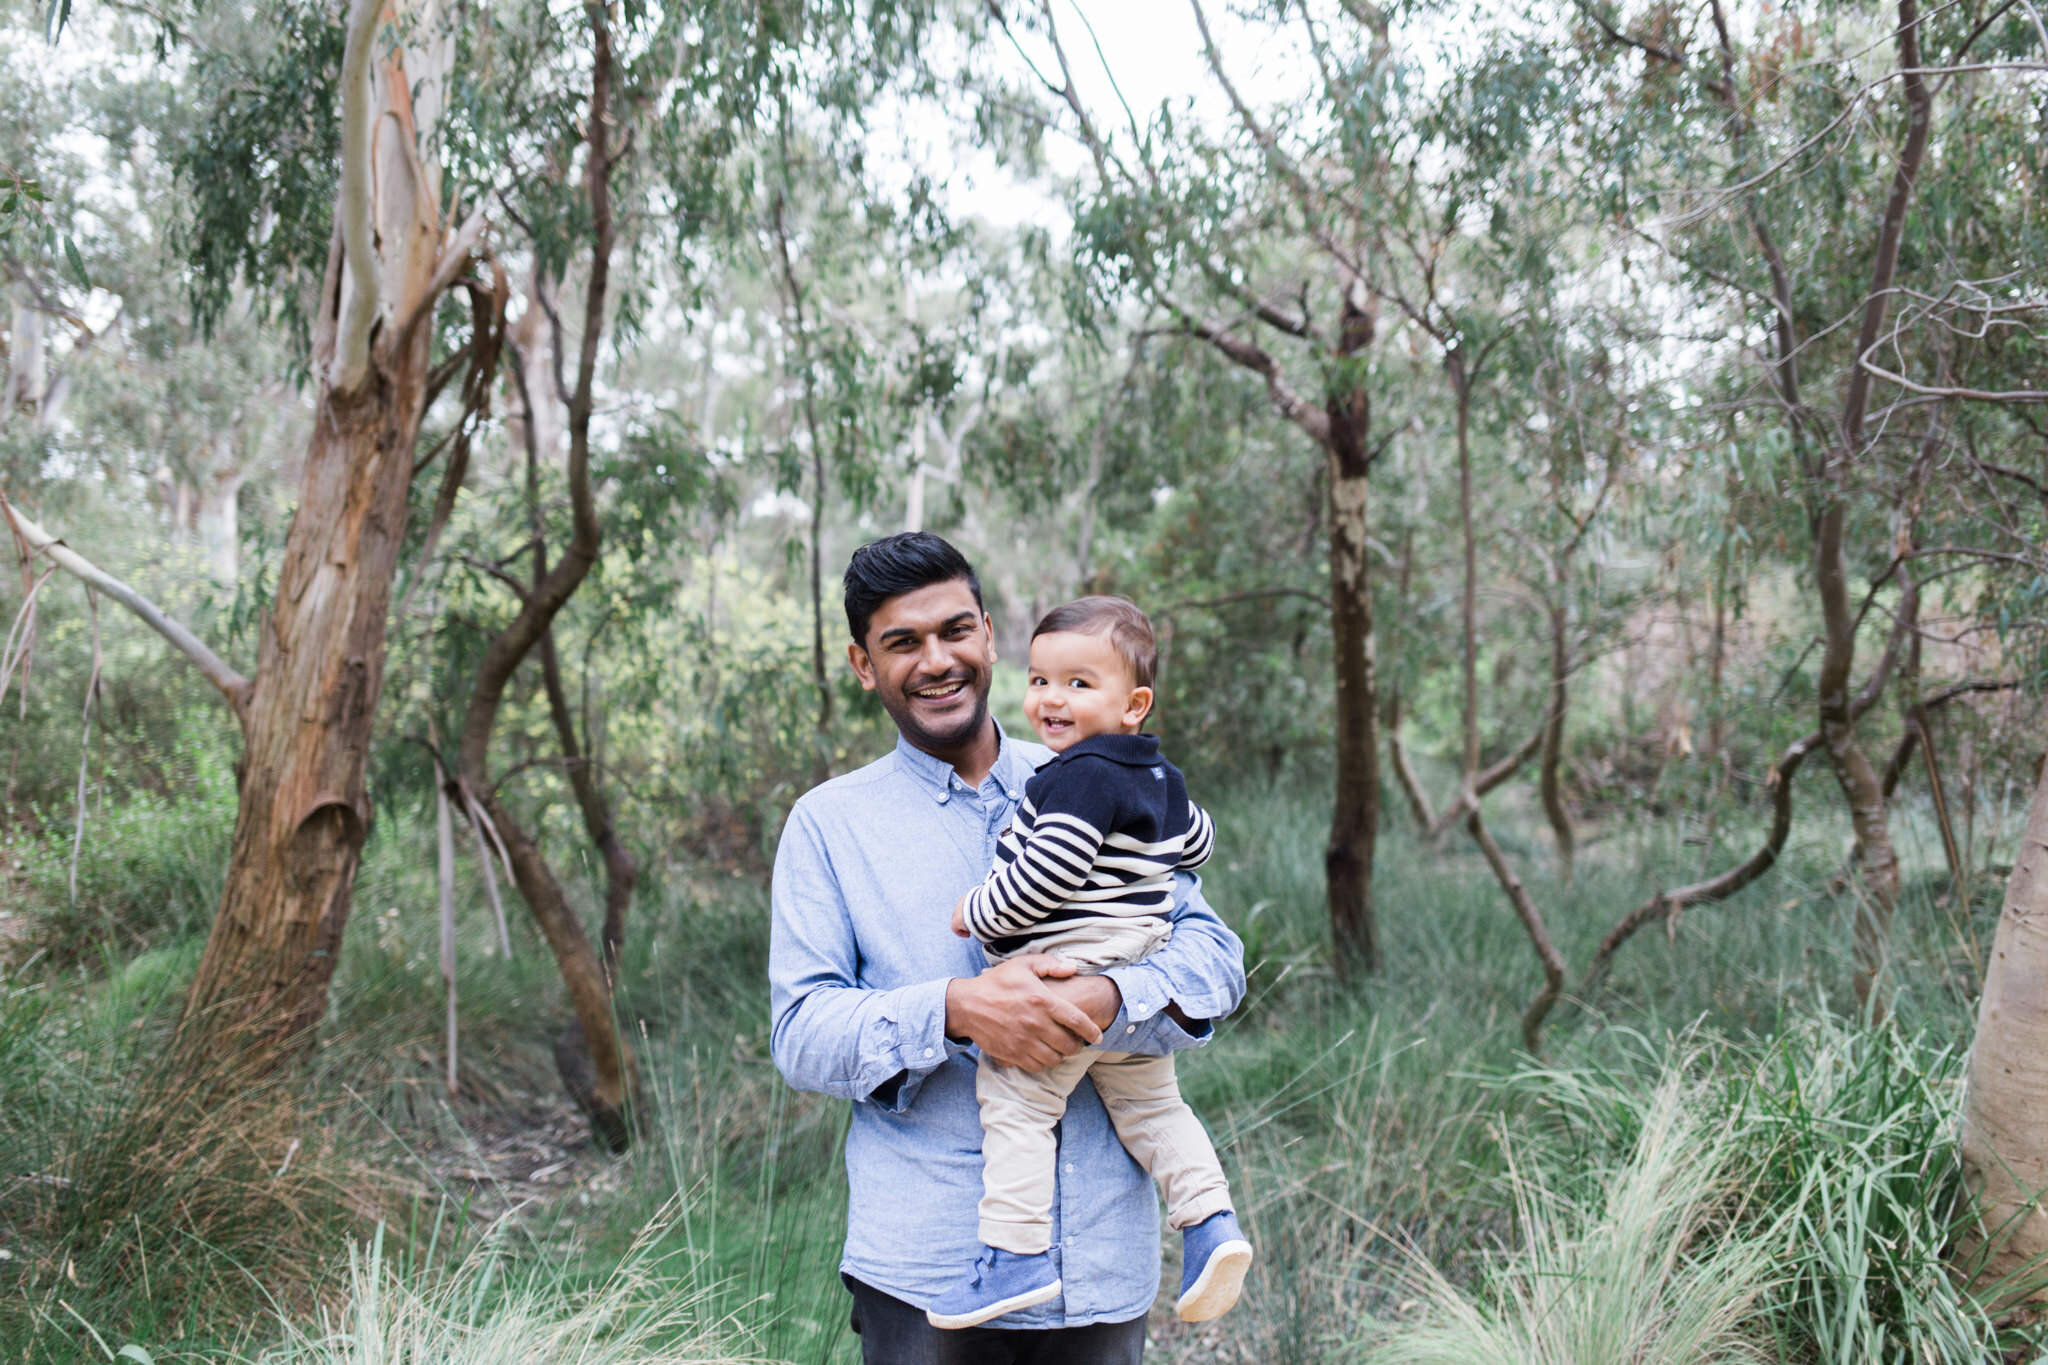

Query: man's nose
left=918, top=634, right=952, bottom=674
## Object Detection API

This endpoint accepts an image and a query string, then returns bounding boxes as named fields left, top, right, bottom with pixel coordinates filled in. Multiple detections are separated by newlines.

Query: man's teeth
left=914, top=682, right=964, bottom=699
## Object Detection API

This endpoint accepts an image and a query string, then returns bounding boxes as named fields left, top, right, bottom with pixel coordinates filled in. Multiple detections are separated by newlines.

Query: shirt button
left=924, top=1048, right=935, bottom=1059
left=1063, top=1163, right=1075, bottom=1174
left=1125, top=1024, right=1137, bottom=1034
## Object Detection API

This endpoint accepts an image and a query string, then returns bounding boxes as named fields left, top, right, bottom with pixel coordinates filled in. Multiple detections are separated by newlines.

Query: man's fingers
left=1046, top=994, right=1102, bottom=1046
left=1018, top=953, right=1079, bottom=979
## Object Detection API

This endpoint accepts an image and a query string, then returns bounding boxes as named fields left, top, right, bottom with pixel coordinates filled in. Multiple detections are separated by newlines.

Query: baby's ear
left=1124, top=685, right=1155, bottom=727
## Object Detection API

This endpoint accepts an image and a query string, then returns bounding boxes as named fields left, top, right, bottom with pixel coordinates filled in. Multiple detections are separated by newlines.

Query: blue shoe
left=925, top=1246, right=1062, bottom=1330
left=1176, top=1210, right=1253, bottom=1322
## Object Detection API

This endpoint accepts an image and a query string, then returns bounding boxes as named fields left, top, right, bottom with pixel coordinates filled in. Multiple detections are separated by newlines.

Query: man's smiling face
left=848, top=578, right=997, bottom=757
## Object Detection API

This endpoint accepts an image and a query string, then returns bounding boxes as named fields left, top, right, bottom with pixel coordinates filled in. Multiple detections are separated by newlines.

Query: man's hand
left=945, top=956, right=1120, bottom=1072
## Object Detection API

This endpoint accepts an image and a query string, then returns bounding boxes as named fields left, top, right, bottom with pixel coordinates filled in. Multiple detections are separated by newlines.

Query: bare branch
left=1858, top=340, right=2048, bottom=403
left=1163, top=312, right=1333, bottom=446
left=0, top=491, right=251, bottom=716
left=67, top=589, right=102, bottom=906
left=1467, top=803, right=1567, bottom=1053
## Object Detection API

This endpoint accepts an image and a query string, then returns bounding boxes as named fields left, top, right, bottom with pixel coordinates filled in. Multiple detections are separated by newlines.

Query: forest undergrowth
left=0, top=768, right=2037, bottom=1364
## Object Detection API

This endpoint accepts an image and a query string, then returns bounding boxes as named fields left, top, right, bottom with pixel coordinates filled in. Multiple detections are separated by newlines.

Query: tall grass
left=1357, top=1022, right=2031, bottom=1365
left=1362, top=1070, right=1773, bottom=1365
left=3, top=760, right=2029, bottom=1363
left=257, top=1211, right=757, bottom=1365
left=0, top=972, right=383, bottom=1362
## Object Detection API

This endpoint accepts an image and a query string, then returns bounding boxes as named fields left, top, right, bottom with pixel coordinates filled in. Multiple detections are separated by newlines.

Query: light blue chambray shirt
left=769, top=726, right=1246, bottom=1328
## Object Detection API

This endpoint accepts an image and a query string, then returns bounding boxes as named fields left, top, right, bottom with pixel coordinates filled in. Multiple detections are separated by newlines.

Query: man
left=769, top=532, right=1247, bottom=1364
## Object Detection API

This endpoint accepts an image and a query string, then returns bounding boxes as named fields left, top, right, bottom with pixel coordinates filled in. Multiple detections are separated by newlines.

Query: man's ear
left=983, top=612, right=997, bottom=663
left=847, top=641, right=878, bottom=692
left=1124, top=686, right=1155, bottom=728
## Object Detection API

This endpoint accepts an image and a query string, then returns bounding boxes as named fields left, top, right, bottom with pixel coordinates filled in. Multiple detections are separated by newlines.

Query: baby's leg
left=1086, top=1052, right=1232, bottom=1231
left=975, top=1051, right=1095, bottom=1253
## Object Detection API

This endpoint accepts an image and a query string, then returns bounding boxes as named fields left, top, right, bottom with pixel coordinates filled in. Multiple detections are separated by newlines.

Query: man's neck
left=912, top=717, right=1000, bottom=789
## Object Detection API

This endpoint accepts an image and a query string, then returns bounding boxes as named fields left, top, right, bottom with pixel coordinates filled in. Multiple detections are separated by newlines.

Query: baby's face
left=1022, top=630, right=1153, bottom=753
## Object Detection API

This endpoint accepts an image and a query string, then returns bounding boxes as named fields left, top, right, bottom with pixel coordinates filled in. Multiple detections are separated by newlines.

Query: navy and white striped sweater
left=961, top=733, right=1215, bottom=957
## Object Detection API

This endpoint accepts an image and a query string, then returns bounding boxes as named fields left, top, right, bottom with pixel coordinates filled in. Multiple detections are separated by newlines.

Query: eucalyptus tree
left=1573, top=0, right=2048, bottom=1006
left=975, top=0, right=1433, bottom=973
left=4, top=0, right=499, bottom=1059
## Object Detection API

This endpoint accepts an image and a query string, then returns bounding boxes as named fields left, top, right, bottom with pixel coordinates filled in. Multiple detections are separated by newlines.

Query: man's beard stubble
left=880, top=670, right=991, bottom=756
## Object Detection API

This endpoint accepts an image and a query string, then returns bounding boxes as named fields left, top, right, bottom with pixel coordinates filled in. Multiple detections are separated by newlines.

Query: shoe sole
left=1175, top=1240, right=1253, bottom=1322
left=925, top=1277, right=1063, bottom=1330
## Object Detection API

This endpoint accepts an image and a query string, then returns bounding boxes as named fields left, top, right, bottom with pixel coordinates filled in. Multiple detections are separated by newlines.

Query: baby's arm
left=960, top=763, right=1117, bottom=944
left=1179, top=799, right=1216, bottom=871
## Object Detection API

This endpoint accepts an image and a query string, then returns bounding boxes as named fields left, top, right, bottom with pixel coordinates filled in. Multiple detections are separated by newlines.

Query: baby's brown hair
left=1031, top=596, right=1157, bottom=691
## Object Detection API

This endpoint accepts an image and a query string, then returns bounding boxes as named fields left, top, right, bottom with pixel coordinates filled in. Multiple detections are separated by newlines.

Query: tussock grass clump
left=1362, top=1021, right=2034, bottom=1365
left=0, top=982, right=386, bottom=1361
left=259, top=1211, right=758, bottom=1365
left=1363, top=1071, right=1773, bottom=1365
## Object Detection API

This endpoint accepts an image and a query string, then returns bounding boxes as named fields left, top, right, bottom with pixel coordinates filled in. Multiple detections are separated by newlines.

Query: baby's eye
left=1069, top=678, right=1090, bottom=689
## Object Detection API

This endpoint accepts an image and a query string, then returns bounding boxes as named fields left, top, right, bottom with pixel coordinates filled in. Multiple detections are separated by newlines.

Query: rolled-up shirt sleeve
left=1101, top=869, right=1245, bottom=1056
left=769, top=804, right=967, bottom=1111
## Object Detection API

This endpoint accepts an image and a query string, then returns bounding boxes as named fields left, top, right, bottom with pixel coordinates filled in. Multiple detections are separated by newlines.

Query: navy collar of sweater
left=1044, top=732, right=1160, bottom=769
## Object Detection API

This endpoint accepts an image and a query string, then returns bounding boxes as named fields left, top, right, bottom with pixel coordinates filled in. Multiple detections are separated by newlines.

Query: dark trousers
left=843, top=1275, right=1147, bottom=1365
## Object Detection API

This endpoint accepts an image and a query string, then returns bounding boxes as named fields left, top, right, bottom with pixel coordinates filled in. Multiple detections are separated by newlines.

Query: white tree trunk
left=6, top=300, right=47, bottom=425
left=1960, top=739, right=2048, bottom=1297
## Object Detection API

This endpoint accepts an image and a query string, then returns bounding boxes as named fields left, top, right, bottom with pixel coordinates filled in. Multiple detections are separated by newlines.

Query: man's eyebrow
left=876, top=611, right=976, bottom=645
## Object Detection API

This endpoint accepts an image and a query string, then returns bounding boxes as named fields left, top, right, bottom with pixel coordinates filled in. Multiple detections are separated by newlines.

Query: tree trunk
left=180, top=0, right=457, bottom=1051
left=1324, top=410, right=1379, bottom=974
left=456, top=2, right=638, bottom=1147
left=182, top=363, right=427, bottom=1041
left=1820, top=0, right=1930, bottom=1015
left=1959, top=746, right=2048, bottom=1299
left=1539, top=594, right=1575, bottom=880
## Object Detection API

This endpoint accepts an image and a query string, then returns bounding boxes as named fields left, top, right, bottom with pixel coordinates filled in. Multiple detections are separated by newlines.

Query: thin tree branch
left=0, top=492, right=251, bottom=716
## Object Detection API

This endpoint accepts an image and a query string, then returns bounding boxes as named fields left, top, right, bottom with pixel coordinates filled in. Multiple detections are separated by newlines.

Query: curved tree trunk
left=457, top=2, right=638, bottom=1148
left=181, top=0, right=459, bottom=1050
left=182, top=368, right=428, bottom=1043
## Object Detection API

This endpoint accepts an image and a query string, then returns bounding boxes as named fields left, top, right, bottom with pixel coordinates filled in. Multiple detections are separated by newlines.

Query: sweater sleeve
left=961, top=758, right=1123, bottom=944
left=1178, top=799, right=1216, bottom=871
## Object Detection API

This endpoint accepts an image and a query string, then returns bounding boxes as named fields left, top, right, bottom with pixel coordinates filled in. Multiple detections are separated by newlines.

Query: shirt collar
left=893, top=719, right=1029, bottom=803
left=1055, top=732, right=1160, bottom=766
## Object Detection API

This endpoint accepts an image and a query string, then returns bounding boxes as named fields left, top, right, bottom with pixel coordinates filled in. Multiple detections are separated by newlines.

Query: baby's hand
left=950, top=894, right=972, bottom=938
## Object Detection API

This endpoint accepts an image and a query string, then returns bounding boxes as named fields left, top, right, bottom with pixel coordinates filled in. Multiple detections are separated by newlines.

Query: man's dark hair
left=1032, top=596, right=1158, bottom=690
left=843, top=532, right=984, bottom=645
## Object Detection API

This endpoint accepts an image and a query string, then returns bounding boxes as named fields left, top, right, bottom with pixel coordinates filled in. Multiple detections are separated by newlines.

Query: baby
left=925, top=595, right=1253, bottom=1331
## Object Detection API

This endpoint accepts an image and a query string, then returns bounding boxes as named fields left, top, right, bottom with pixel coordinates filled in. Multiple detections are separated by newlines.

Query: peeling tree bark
left=181, top=0, right=470, bottom=1052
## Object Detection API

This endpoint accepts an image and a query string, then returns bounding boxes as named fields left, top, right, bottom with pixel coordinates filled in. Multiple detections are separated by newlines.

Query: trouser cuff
left=979, top=1217, right=1052, bottom=1255
left=1166, top=1186, right=1233, bottom=1232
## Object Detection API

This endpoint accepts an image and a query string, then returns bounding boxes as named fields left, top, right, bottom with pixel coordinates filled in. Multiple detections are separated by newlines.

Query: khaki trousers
left=975, top=1048, right=1232, bottom=1254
